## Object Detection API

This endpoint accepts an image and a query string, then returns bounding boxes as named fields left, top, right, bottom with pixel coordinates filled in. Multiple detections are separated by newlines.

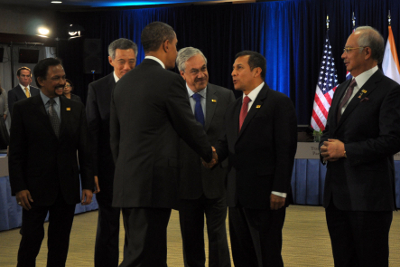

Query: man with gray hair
left=320, top=26, right=400, bottom=266
left=86, top=38, right=137, bottom=267
left=176, top=47, right=234, bottom=267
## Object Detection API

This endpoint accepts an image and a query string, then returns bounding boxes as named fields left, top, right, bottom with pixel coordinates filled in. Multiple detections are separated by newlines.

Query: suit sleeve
left=8, top=102, right=28, bottom=195
left=86, top=83, right=100, bottom=175
left=345, top=84, right=400, bottom=165
left=77, top=103, right=94, bottom=190
left=110, top=88, right=120, bottom=164
left=272, top=96, right=297, bottom=193
left=166, top=76, right=213, bottom=162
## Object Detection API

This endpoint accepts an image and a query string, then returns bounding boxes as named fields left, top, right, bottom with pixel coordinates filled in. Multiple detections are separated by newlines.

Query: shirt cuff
left=271, top=191, right=287, bottom=198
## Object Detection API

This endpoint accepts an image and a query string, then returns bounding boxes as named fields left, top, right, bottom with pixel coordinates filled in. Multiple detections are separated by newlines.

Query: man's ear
left=37, top=77, right=45, bottom=87
left=162, top=39, right=169, bottom=53
left=180, top=70, right=186, bottom=79
left=108, top=56, right=114, bottom=67
left=253, top=67, right=262, bottom=78
left=364, top=47, right=372, bottom=60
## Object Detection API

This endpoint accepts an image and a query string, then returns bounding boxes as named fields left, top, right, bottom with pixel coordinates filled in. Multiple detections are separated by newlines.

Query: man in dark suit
left=320, top=26, right=400, bottom=267
left=175, top=47, right=234, bottom=267
left=86, top=38, right=138, bottom=267
left=8, top=58, right=93, bottom=266
left=215, top=51, right=297, bottom=267
left=110, top=22, right=216, bottom=267
left=8, top=66, right=40, bottom=115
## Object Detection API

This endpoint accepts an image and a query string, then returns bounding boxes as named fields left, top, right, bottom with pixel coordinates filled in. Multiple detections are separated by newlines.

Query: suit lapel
left=237, top=85, right=268, bottom=140
left=31, top=95, right=55, bottom=135
left=16, top=85, right=27, bottom=100
left=205, top=84, right=218, bottom=131
left=336, top=71, right=382, bottom=129
left=231, top=98, right=242, bottom=141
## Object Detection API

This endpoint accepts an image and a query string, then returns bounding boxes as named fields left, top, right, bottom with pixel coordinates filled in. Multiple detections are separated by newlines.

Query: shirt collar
left=145, top=56, right=165, bottom=69
left=186, top=84, right=207, bottom=98
left=113, top=71, right=120, bottom=83
left=353, top=65, right=379, bottom=89
left=243, top=82, right=265, bottom=101
left=40, top=91, right=60, bottom=107
left=20, top=84, right=30, bottom=90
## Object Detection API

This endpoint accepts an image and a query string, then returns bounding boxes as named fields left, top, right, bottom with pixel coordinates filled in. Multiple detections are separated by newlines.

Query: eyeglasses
left=65, top=84, right=72, bottom=87
left=343, top=47, right=366, bottom=53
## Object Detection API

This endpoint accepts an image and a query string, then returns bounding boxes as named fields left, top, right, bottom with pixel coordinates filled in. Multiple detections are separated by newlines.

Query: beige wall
left=0, top=5, right=57, bottom=35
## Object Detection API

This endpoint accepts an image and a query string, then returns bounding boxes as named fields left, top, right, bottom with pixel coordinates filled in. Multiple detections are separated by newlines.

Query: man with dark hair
left=215, top=50, right=297, bottom=267
left=320, top=26, right=400, bottom=267
left=8, top=66, right=40, bottom=115
left=86, top=38, right=138, bottom=267
left=176, top=47, right=233, bottom=267
left=8, top=57, right=93, bottom=267
left=110, top=21, right=216, bottom=266
left=86, top=38, right=137, bottom=267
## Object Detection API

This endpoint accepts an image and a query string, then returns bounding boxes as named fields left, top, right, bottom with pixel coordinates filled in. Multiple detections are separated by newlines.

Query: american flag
left=310, top=31, right=339, bottom=131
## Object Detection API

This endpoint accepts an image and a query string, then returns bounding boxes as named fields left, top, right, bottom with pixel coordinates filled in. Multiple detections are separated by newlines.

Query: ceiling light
left=38, top=27, right=50, bottom=36
left=51, top=1, right=62, bottom=4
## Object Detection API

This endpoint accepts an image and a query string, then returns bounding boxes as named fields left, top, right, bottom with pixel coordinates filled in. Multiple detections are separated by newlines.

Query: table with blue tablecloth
left=0, top=154, right=98, bottom=231
left=2, top=143, right=400, bottom=232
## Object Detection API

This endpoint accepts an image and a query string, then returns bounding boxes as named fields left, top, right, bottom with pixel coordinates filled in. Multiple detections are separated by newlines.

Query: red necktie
left=239, top=96, right=251, bottom=131
left=337, top=79, right=357, bottom=123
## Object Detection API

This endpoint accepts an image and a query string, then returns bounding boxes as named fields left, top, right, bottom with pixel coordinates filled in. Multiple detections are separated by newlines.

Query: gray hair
left=355, top=26, right=385, bottom=63
left=108, top=38, right=138, bottom=59
left=176, top=47, right=208, bottom=72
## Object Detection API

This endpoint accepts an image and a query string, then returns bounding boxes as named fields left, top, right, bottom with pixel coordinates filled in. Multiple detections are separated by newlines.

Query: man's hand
left=202, top=146, right=218, bottom=169
left=16, top=190, right=33, bottom=210
left=3, top=114, right=6, bottom=120
left=94, top=176, right=100, bottom=194
left=320, top=139, right=345, bottom=162
left=270, top=194, right=285, bottom=210
left=81, top=189, right=93, bottom=205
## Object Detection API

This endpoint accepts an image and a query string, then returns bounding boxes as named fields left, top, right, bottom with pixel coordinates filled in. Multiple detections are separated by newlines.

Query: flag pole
left=388, top=10, right=391, bottom=26
left=352, top=12, right=356, bottom=30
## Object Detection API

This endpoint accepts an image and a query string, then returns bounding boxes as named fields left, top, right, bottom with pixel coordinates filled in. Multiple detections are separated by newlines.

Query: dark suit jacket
left=110, top=59, right=212, bottom=209
left=86, top=73, right=116, bottom=205
left=8, top=94, right=93, bottom=206
left=320, top=70, right=400, bottom=211
left=217, top=84, right=297, bottom=209
left=179, top=83, right=235, bottom=200
left=8, top=85, right=40, bottom=115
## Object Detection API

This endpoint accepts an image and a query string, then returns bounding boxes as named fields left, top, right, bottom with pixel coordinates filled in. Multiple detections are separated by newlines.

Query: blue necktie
left=192, top=93, right=205, bottom=127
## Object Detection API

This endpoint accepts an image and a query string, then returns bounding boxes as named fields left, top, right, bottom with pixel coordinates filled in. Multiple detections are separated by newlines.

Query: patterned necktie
left=337, top=79, right=357, bottom=123
left=192, top=93, right=205, bottom=127
left=48, top=98, right=60, bottom=137
left=24, top=87, right=30, bottom=98
left=239, top=96, right=251, bottom=131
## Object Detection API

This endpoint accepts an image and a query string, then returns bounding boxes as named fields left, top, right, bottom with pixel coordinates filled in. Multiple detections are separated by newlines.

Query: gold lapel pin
left=211, top=99, right=217, bottom=102
left=66, top=107, right=71, bottom=111
left=256, top=105, right=261, bottom=108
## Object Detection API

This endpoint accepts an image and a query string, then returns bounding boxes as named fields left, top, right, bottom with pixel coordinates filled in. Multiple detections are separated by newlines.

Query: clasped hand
left=320, top=138, right=345, bottom=162
left=202, top=146, right=218, bottom=169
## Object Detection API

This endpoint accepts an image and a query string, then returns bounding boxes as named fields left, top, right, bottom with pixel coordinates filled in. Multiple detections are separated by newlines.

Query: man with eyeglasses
left=86, top=38, right=138, bottom=267
left=8, top=67, right=40, bottom=115
left=320, top=26, right=400, bottom=267
left=176, top=47, right=234, bottom=267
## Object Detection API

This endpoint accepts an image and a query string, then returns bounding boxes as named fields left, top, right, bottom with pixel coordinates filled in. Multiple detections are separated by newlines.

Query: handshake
left=202, top=146, right=218, bottom=169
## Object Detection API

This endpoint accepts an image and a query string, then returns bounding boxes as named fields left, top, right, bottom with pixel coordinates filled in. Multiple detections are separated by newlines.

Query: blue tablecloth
left=2, top=158, right=400, bottom=231
left=290, top=159, right=400, bottom=207
left=0, top=175, right=98, bottom=231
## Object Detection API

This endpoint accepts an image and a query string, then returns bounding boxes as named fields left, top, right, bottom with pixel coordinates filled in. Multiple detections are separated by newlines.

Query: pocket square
left=360, top=97, right=369, bottom=103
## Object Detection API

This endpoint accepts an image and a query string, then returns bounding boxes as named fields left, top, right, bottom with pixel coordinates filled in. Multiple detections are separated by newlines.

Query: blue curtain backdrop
left=57, top=0, right=400, bottom=124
